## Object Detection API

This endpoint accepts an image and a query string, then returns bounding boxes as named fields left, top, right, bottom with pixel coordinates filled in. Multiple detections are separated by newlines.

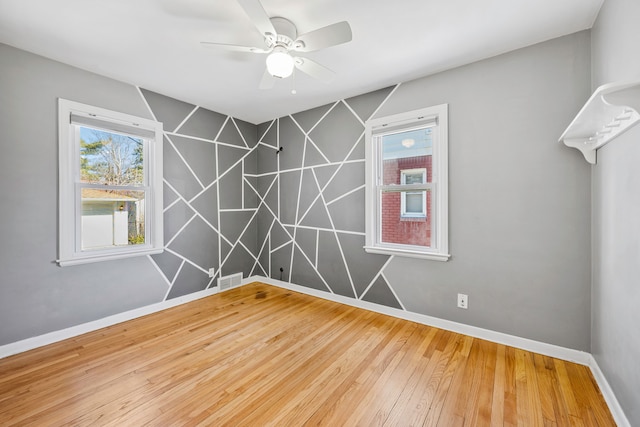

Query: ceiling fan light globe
left=266, top=50, right=294, bottom=78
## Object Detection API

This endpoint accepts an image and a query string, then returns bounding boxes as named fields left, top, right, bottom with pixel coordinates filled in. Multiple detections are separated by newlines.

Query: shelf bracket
left=563, top=137, right=598, bottom=164
left=559, top=81, right=640, bottom=164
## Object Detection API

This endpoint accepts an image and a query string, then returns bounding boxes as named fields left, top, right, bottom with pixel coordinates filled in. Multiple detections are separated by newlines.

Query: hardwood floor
left=0, top=283, right=615, bottom=426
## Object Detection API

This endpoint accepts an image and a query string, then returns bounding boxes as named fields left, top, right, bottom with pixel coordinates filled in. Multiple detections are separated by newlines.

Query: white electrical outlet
left=457, top=293, right=468, bottom=309
left=208, top=268, right=215, bottom=278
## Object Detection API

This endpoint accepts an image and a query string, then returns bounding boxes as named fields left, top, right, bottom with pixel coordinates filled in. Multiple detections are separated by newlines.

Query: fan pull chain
left=291, top=68, right=297, bottom=95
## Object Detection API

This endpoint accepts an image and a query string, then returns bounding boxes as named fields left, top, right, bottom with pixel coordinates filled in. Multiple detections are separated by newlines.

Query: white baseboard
left=258, top=276, right=592, bottom=365
left=587, top=355, right=631, bottom=427
left=0, top=275, right=630, bottom=426
left=0, top=276, right=257, bottom=360
left=259, top=276, right=632, bottom=426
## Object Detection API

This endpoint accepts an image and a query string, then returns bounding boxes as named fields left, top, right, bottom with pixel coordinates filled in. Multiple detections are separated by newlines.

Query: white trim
left=0, top=272, right=602, bottom=369
left=365, top=104, right=449, bottom=260
left=400, top=168, right=427, bottom=217
left=364, top=245, right=450, bottom=261
left=0, top=274, right=630, bottom=426
left=261, top=276, right=629, bottom=425
left=57, top=98, right=164, bottom=267
left=587, top=355, right=632, bottom=427
left=259, top=276, right=592, bottom=365
left=0, top=275, right=261, bottom=360
left=57, top=248, right=164, bottom=267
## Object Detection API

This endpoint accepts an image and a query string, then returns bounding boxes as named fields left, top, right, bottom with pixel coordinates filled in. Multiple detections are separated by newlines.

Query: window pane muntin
left=75, top=124, right=150, bottom=253
left=376, top=164, right=433, bottom=243
left=58, top=98, right=163, bottom=266
left=365, top=103, right=448, bottom=261
left=399, top=168, right=427, bottom=217
left=380, top=127, right=432, bottom=186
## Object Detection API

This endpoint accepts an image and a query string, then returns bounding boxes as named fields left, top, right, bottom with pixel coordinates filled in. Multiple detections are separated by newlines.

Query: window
left=400, top=169, right=426, bottom=218
left=58, top=99, right=163, bottom=266
left=364, top=104, right=449, bottom=261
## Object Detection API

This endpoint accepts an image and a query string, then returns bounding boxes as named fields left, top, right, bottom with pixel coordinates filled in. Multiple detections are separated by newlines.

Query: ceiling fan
left=201, top=0, right=352, bottom=90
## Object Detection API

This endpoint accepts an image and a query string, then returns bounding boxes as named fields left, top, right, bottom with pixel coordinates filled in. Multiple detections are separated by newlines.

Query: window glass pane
left=80, top=126, right=144, bottom=186
left=403, top=172, right=424, bottom=185
left=382, top=127, right=432, bottom=185
left=381, top=190, right=431, bottom=247
left=81, top=189, right=146, bottom=250
left=405, top=192, right=424, bottom=214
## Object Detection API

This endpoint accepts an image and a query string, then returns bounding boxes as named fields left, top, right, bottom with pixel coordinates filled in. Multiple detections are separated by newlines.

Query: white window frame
left=57, top=99, right=164, bottom=266
left=400, top=168, right=427, bottom=218
left=364, top=104, right=450, bottom=261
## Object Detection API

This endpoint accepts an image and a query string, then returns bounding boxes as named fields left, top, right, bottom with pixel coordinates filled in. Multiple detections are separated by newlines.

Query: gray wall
left=591, top=0, right=640, bottom=424
left=257, top=32, right=593, bottom=350
left=0, top=43, right=257, bottom=345
left=0, top=30, right=599, bottom=358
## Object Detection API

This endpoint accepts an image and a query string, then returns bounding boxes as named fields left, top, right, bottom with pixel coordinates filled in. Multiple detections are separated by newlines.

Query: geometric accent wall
left=137, top=85, right=407, bottom=310
left=139, top=89, right=258, bottom=300
left=252, top=86, right=407, bottom=310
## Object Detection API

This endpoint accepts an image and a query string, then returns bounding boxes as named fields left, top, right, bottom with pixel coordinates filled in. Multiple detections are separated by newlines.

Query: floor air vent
left=218, top=273, right=243, bottom=291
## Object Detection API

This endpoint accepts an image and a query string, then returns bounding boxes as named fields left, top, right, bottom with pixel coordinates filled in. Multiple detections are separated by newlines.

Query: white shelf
left=559, top=81, right=640, bottom=164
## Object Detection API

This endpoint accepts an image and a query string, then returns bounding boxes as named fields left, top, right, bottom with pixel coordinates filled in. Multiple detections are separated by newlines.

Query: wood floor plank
left=292, top=320, right=416, bottom=426
left=524, top=350, right=544, bottom=426
left=421, top=334, right=467, bottom=426
left=503, top=345, right=519, bottom=427
left=405, top=330, right=461, bottom=426
left=476, top=338, right=498, bottom=425
left=233, top=315, right=391, bottom=425
left=0, top=283, right=616, bottom=426
left=490, top=343, right=506, bottom=427
left=383, top=329, right=452, bottom=426
left=341, top=323, right=439, bottom=426
left=434, top=334, right=474, bottom=425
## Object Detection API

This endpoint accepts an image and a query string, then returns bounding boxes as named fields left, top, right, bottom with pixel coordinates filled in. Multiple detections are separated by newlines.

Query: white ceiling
left=0, top=0, right=603, bottom=124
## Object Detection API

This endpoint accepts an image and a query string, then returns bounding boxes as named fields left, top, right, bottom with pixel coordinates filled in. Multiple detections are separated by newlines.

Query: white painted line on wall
left=172, top=105, right=199, bottom=134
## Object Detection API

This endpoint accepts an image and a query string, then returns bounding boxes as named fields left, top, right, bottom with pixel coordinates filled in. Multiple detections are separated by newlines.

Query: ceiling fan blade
left=200, top=41, right=270, bottom=53
left=236, top=0, right=277, bottom=39
left=259, top=69, right=277, bottom=90
left=293, top=57, right=335, bottom=84
left=292, top=21, right=352, bottom=52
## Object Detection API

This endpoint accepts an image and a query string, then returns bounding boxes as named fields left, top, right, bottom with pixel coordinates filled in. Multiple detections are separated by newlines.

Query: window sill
left=363, top=245, right=450, bottom=261
left=57, top=247, right=164, bottom=267
left=400, top=216, right=427, bottom=222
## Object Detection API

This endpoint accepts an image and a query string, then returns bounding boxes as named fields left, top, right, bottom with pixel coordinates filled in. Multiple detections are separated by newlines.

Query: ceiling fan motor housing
left=267, top=17, right=300, bottom=49
left=201, top=0, right=351, bottom=88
